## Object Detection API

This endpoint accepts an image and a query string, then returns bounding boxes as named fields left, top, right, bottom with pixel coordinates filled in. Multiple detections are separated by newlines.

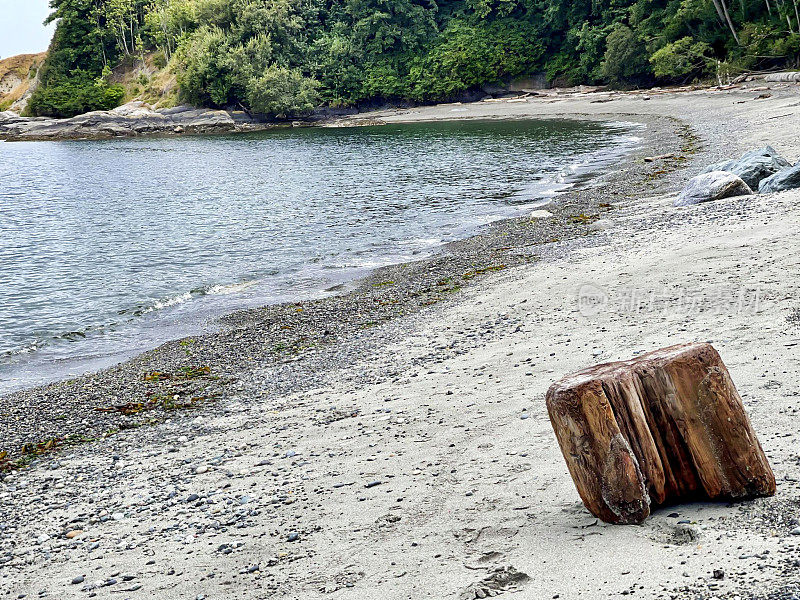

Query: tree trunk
left=546, top=343, right=775, bottom=524
left=711, top=0, right=741, bottom=44
left=720, top=0, right=742, bottom=44
left=795, top=0, right=800, bottom=32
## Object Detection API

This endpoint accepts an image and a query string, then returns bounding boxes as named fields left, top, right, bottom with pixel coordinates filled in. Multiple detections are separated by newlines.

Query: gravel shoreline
left=3, top=83, right=800, bottom=598
left=0, top=113, right=689, bottom=467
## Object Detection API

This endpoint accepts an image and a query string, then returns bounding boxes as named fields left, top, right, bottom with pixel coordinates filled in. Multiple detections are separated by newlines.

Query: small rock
left=71, top=576, right=85, bottom=585
left=588, top=219, right=613, bottom=232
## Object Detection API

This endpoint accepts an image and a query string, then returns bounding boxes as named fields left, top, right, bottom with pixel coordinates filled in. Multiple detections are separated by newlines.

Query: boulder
left=675, top=171, right=753, bottom=206
left=701, top=159, right=736, bottom=173
left=110, top=101, right=159, bottom=118
left=740, top=145, right=790, bottom=166
left=701, top=146, right=790, bottom=190
left=155, top=104, right=196, bottom=116
left=758, top=162, right=800, bottom=193
left=0, top=110, right=24, bottom=123
left=546, top=343, right=775, bottom=524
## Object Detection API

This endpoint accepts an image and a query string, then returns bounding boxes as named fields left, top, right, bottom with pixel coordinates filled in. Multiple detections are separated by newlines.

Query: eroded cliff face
left=0, top=53, right=46, bottom=113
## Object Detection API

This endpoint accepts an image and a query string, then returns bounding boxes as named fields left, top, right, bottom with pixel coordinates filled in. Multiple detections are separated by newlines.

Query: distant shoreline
left=0, top=109, right=682, bottom=461
left=0, top=80, right=733, bottom=142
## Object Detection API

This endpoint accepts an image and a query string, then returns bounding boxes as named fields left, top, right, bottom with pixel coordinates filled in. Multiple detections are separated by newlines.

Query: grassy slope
left=109, top=52, right=179, bottom=109
left=0, top=53, right=47, bottom=111
left=1, top=51, right=179, bottom=114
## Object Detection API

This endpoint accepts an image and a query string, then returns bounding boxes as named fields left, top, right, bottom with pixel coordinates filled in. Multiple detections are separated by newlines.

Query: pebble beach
left=2, top=80, right=800, bottom=599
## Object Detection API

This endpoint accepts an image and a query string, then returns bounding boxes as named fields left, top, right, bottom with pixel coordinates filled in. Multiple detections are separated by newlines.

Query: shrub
left=27, top=73, right=125, bottom=118
left=246, top=66, right=319, bottom=117
left=153, top=51, right=168, bottom=70
left=602, top=24, right=651, bottom=86
left=650, top=37, right=714, bottom=81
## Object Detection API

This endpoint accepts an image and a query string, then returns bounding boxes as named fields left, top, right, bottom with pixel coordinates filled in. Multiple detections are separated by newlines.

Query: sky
left=0, top=1, right=56, bottom=59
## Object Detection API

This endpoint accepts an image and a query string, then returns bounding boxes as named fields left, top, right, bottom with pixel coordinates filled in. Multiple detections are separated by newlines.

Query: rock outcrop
left=0, top=101, right=269, bottom=141
left=546, top=343, right=775, bottom=524
left=701, top=146, right=790, bottom=190
left=675, top=171, right=753, bottom=206
left=0, top=53, right=46, bottom=114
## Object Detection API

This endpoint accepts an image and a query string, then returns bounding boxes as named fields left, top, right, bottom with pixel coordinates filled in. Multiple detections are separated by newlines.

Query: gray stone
left=702, top=159, right=736, bottom=174
left=0, top=101, right=243, bottom=141
left=701, top=146, right=790, bottom=189
left=758, top=163, right=800, bottom=194
left=740, top=145, right=790, bottom=166
left=675, top=171, right=753, bottom=206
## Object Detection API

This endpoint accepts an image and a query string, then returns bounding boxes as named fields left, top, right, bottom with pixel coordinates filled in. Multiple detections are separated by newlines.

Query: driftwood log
left=546, top=343, right=775, bottom=524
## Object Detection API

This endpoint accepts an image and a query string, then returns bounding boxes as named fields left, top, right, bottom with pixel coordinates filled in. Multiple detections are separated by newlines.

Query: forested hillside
left=27, top=0, right=800, bottom=117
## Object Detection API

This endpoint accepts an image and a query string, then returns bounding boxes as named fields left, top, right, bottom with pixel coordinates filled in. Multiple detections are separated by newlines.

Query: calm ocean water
left=0, top=119, right=640, bottom=394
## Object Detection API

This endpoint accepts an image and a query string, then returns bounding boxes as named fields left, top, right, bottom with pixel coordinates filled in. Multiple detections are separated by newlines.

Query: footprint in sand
left=459, top=566, right=531, bottom=599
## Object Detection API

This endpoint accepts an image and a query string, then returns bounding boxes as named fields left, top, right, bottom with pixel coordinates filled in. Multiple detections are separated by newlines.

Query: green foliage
left=28, top=0, right=800, bottom=117
left=27, top=71, right=125, bottom=118
left=405, top=19, right=544, bottom=101
left=247, top=66, right=319, bottom=116
left=650, top=37, right=715, bottom=81
left=602, top=24, right=651, bottom=86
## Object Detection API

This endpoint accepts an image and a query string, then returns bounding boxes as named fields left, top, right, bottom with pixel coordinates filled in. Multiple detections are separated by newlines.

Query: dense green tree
left=27, top=0, right=800, bottom=117
left=247, top=65, right=319, bottom=115
left=650, top=36, right=715, bottom=80
left=406, top=19, right=544, bottom=101
left=26, top=0, right=126, bottom=116
left=602, top=24, right=651, bottom=86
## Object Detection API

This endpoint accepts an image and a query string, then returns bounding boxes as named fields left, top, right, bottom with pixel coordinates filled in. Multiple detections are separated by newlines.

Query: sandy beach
left=2, top=81, right=800, bottom=599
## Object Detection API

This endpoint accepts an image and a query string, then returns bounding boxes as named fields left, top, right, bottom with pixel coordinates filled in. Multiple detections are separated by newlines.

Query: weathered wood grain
left=546, top=343, right=775, bottom=524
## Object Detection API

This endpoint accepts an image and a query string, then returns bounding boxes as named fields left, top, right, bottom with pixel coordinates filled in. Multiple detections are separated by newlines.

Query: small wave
left=142, top=291, right=193, bottom=314
left=397, top=237, right=443, bottom=248
left=1, top=340, right=44, bottom=358
left=134, top=280, right=258, bottom=316
left=204, top=280, right=258, bottom=295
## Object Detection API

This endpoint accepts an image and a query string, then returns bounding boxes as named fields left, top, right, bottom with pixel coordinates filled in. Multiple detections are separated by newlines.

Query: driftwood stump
left=546, top=343, right=775, bottom=524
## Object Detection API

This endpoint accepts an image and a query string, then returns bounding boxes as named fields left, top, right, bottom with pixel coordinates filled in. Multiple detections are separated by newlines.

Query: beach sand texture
left=2, top=82, right=800, bottom=598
